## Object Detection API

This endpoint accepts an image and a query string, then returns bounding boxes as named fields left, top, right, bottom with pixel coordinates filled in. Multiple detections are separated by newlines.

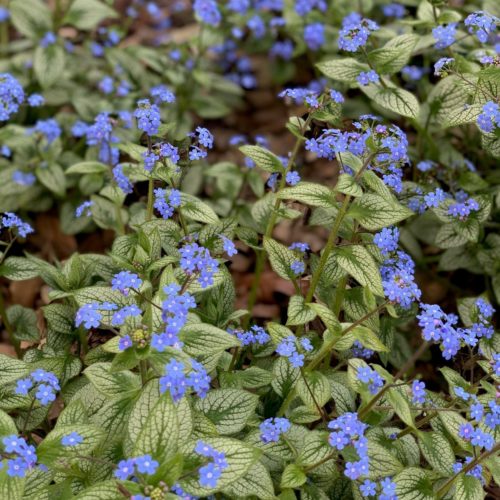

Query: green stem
left=140, top=360, right=148, bottom=386
left=78, top=327, right=88, bottom=356
left=114, top=204, right=125, bottom=235
left=146, top=179, right=154, bottom=221
left=243, top=115, right=313, bottom=329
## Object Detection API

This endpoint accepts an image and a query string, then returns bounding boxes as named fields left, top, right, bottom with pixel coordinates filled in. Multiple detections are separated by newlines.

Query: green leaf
left=297, top=431, right=333, bottom=467
left=222, top=461, right=275, bottom=500
left=386, top=386, right=413, bottom=427
left=0, top=354, right=28, bottom=386
left=63, top=0, right=117, bottom=30
left=442, top=104, right=483, bottom=128
left=272, top=357, right=300, bottom=397
left=36, top=164, right=66, bottom=197
left=336, top=174, right=363, bottom=197
left=66, top=161, right=109, bottom=175
left=33, top=46, right=66, bottom=89
left=7, top=305, right=39, bottom=342
left=83, top=363, right=141, bottom=399
left=297, top=371, right=331, bottom=410
left=335, top=245, right=384, bottom=296
left=335, top=324, right=387, bottom=352
left=350, top=193, right=414, bottom=230
left=361, top=83, right=420, bottom=119
left=9, top=0, right=52, bottom=39
left=239, top=145, right=284, bottom=173
left=179, top=192, right=219, bottom=224
left=317, top=58, right=369, bottom=82
left=368, top=441, right=404, bottom=479
left=280, top=463, right=307, bottom=488
left=368, top=35, right=419, bottom=75
left=195, top=389, right=258, bottom=435
left=308, top=303, right=341, bottom=332
left=286, top=295, right=316, bottom=326
left=0, top=257, right=39, bottom=280
left=0, top=409, right=17, bottom=437
left=454, top=474, right=484, bottom=500
left=394, top=468, right=434, bottom=500
left=418, top=431, right=455, bottom=475
left=264, top=237, right=298, bottom=281
left=73, top=481, right=123, bottom=500
left=134, top=392, right=179, bottom=464
left=180, top=323, right=240, bottom=357
left=0, top=466, right=24, bottom=500
left=278, top=182, right=336, bottom=208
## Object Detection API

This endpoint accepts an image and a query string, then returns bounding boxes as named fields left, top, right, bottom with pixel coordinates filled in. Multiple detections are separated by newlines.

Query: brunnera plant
left=0, top=0, right=498, bottom=499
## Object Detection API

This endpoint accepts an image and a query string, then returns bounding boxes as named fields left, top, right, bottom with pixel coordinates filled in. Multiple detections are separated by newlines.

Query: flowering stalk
left=244, top=114, right=313, bottom=328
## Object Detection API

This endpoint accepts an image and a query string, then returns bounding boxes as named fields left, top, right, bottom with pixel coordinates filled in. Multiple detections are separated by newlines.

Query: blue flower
left=0, top=73, right=24, bottom=121
left=113, top=165, right=133, bottom=194
left=382, top=3, right=405, bottom=18
left=135, top=454, right=159, bottom=475
left=270, top=40, right=294, bottom=60
left=432, top=24, right=457, bottom=49
left=7, top=457, right=28, bottom=477
left=193, top=0, right=221, bottom=26
left=295, top=0, right=326, bottom=16
left=111, top=271, right=142, bottom=296
left=221, top=235, right=237, bottom=257
left=373, top=227, right=399, bottom=255
left=75, top=201, right=93, bottom=218
left=259, top=417, right=291, bottom=443
left=179, top=243, right=219, bottom=288
left=150, top=84, right=175, bottom=104
left=114, top=458, right=136, bottom=480
left=477, top=101, right=500, bottom=133
left=357, top=70, right=379, bottom=86
left=118, top=335, right=133, bottom=351
left=330, top=89, right=344, bottom=103
left=356, top=366, right=384, bottom=394
left=40, top=32, right=56, bottom=48
left=286, top=171, right=301, bottom=186
left=411, top=380, right=426, bottom=404
left=30, top=119, right=61, bottom=144
left=61, top=432, right=83, bottom=447
left=134, top=99, right=161, bottom=136
left=111, top=305, right=142, bottom=326
left=338, top=16, right=379, bottom=52
left=195, top=441, right=228, bottom=489
left=27, top=94, right=44, bottom=107
left=75, top=303, right=102, bottom=329
left=464, top=11, right=498, bottom=43
left=360, top=479, right=377, bottom=496
left=35, top=384, right=56, bottom=405
left=15, top=378, right=33, bottom=396
left=304, top=23, right=325, bottom=51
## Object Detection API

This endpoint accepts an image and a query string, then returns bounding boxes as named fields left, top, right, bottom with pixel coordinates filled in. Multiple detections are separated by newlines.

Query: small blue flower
left=35, top=384, right=56, bottom=405
left=27, top=94, right=44, bottom=107
left=221, top=235, right=237, bottom=257
left=15, top=378, right=33, bottom=396
left=134, top=99, right=161, bottom=136
left=75, top=201, right=93, bottom=218
left=432, top=24, right=457, bottom=49
left=411, top=380, right=426, bottom=404
left=61, top=432, right=83, bottom=447
left=286, top=171, right=301, bottom=186
left=114, top=458, right=136, bottom=480
left=111, top=271, right=142, bottom=296
left=259, top=417, right=291, bottom=443
left=135, top=454, right=159, bottom=475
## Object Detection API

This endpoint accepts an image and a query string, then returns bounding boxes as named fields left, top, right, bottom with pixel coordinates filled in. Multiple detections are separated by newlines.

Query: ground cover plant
left=0, top=0, right=499, bottom=499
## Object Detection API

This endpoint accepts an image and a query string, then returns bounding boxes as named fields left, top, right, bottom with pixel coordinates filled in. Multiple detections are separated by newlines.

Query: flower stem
left=243, top=115, right=312, bottom=328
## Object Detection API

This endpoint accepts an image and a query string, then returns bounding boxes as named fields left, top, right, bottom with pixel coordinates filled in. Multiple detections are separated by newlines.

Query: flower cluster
left=189, top=127, right=214, bottom=161
left=179, top=242, right=219, bottom=288
left=360, top=477, right=397, bottom=499
left=432, top=24, right=457, bottom=49
left=15, top=369, right=60, bottom=406
left=276, top=336, right=313, bottom=368
left=380, top=251, right=421, bottom=309
left=464, top=11, right=498, bottom=43
left=154, top=188, right=182, bottom=219
left=338, top=15, right=379, bottom=52
left=159, top=358, right=210, bottom=401
left=328, top=412, right=369, bottom=480
left=0, top=73, right=24, bottom=121
left=151, top=284, right=196, bottom=350
left=259, top=417, right=291, bottom=443
left=75, top=301, right=117, bottom=329
left=1, top=212, right=34, bottom=238
left=115, top=454, right=159, bottom=480
left=30, top=119, right=62, bottom=145
left=2, top=435, right=38, bottom=477
left=373, top=227, right=399, bottom=256
left=411, top=380, right=426, bottom=405
left=477, top=101, right=500, bottom=133
left=134, top=99, right=161, bottom=136
left=194, top=441, right=228, bottom=488
left=232, top=325, right=269, bottom=346
left=447, top=192, right=480, bottom=220
left=111, top=271, right=143, bottom=296
left=356, top=365, right=384, bottom=395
